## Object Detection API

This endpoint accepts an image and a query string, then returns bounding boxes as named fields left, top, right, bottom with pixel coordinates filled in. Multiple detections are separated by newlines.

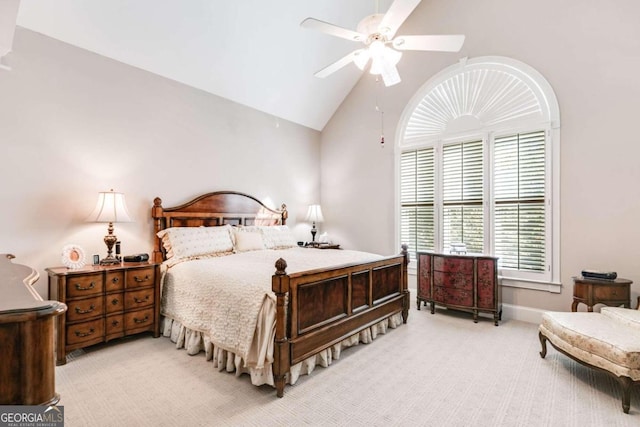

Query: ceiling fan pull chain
left=375, top=76, right=385, bottom=148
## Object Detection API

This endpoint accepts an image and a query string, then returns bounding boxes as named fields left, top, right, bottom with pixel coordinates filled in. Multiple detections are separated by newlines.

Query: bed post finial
left=152, top=197, right=165, bottom=264
left=280, top=204, right=288, bottom=225
left=274, top=258, right=287, bottom=275
left=401, top=243, right=409, bottom=264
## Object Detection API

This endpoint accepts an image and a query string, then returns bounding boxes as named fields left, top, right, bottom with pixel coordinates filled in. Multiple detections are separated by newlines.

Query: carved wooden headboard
left=151, top=191, right=288, bottom=263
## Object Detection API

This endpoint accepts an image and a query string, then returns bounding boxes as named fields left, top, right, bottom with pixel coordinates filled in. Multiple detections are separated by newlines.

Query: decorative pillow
left=157, top=225, right=234, bottom=264
left=260, top=225, right=297, bottom=249
left=233, top=230, right=266, bottom=253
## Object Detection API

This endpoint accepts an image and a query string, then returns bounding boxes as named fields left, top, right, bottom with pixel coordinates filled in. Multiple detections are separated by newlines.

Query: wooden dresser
left=417, top=252, right=501, bottom=325
left=0, top=254, right=67, bottom=405
left=47, top=262, right=160, bottom=365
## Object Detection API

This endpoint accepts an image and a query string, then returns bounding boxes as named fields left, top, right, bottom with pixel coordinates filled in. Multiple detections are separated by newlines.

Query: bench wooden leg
left=538, top=331, right=548, bottom=358
left=617, top=376, right=632, bottom=414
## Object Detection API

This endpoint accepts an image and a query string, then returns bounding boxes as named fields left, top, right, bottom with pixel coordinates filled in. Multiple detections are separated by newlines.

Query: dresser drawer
left=105, top=314, right=124, bottom=337
left=66, top=318, right=104, bottom=346
left=595, top=285, right=629, bottom=301
left=125, top=288, right=154, bottom=310
left=127, top=267, right=155, bottom=289
left=105, top=271, right=124, bottom=292
left=106, top=292, right=124, bottom=314
left=66, top=273, right=103, bottom=298
left=433, top=256, right=474, bottom=274
left=443, top=287, right=473, bottom=307
left=66, top=295, right=104, bottom=322
left=433, top=271, right=473, bottom=290
left=125, top=308, right=154, bottom=332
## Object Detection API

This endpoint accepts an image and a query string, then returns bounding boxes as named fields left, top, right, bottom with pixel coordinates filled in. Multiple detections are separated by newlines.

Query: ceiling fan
left=301, top=0, right=465, bottom=87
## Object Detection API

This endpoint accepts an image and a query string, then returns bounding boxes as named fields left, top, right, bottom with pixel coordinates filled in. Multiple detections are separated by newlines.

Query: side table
left=571, top=276, right=632, bottom=312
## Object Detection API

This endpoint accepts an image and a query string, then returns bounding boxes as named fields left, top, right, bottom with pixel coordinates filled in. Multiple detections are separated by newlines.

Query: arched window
left=396, top=56, right=560, bottom=292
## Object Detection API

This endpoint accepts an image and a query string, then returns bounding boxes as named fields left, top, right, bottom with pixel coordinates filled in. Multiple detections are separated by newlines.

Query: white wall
left=321, top=0, right=640, bottom=311
left=0, top=28, right=321, bottom=297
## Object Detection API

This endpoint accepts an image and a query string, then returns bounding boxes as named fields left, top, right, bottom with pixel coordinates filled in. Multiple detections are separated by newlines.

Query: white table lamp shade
left=88, top=191, right=133, bottom=223
left=305, top=205, right=324, bottom=223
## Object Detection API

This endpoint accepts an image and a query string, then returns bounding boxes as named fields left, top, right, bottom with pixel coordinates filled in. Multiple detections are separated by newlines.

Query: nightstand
left=47, top=262, right=160, bottom=365
left=571, top=276, right=632, bottom=312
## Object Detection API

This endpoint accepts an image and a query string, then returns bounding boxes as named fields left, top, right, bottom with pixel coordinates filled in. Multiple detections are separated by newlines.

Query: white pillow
left=260, top=225, right=297, bottom=249
left=157, top=225, right=234, bottom=264
left=233, top=230, right=266, bottom=252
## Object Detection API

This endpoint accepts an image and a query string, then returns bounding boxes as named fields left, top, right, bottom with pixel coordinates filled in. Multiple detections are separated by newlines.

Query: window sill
left=499, top=276, right=562, bottom=293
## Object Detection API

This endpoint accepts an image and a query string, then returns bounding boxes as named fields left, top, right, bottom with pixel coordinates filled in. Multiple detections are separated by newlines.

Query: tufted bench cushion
left=539, top=304, right=640, bottom=413
left=540, top=310, right=640, bottom=382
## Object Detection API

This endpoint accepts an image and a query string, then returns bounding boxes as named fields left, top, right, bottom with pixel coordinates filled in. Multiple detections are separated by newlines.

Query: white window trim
left=395, top=56, right=561, bottom=293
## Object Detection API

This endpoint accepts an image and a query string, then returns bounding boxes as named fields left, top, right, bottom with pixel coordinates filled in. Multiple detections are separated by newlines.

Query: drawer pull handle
left=75, top=304, right=95, bottom=314
left=133, top=315, right=149, bottom=324
left=75, top=328, right=95, bottom=337
left=111, top=277, right=120, bottom=284
left=134, top=275, right=151, bottom=283
left=75, top=282, right=96, bottom=291
left=111, top=320, right=120, bottom=327
left=134, top=296, right=150, bottom=304
left=111, top=298, right=119, bottom=305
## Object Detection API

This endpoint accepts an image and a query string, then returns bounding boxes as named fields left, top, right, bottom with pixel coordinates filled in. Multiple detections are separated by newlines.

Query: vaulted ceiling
left=16, top=0, right=395, bottom=131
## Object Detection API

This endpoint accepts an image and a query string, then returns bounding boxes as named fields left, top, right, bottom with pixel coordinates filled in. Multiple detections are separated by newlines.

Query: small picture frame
left=93, top=254, right=100, bottom=265
left=61, top=244, right=86, bottom=269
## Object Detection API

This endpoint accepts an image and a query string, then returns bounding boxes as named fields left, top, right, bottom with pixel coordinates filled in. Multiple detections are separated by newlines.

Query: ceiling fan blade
left=379, top=0, right=422, bottom=39
left=314, top=50, right=363, bottom=78
left=301, top=18, right=365, bottom=42
left=393, top=35, right=465, bottom=52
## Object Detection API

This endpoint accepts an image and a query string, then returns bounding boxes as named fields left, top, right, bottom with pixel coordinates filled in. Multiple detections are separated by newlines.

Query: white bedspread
left=161, top=247, right=383, bottom=370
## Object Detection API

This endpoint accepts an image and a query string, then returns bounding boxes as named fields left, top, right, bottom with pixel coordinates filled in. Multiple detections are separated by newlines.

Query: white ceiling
left=16, top=0, right=395, bottom=131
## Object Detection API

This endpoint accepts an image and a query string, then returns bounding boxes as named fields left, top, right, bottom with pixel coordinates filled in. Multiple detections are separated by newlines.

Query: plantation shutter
left=442, top=140, right=484, bottom=253
left=400, top=148, right=435, bottom=260
left=494, top=130, right=546, bottom=271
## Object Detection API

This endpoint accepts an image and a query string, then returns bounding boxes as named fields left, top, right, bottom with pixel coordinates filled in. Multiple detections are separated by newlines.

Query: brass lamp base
left=99, top=256, right=120, bottom=265
left=100, top=222, right=120, bottom=265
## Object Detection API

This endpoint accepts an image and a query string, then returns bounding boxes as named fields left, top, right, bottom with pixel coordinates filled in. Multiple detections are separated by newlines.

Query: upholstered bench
left=539, top=302, right=640, bottom=413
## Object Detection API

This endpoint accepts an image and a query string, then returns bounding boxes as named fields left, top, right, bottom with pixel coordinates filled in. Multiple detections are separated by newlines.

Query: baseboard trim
left=502, top=303, right=545, bottom=324
left=408, top=288, right=545, bottom=325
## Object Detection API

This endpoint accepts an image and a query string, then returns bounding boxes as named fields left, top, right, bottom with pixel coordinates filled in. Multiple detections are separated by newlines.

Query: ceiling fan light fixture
left=353, top=50, right=371, bottom=70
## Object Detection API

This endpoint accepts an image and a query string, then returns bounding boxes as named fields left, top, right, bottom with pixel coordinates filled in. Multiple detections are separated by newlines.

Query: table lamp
left=87, top=189, right=133, bottom=265
left=305, top=204, right=324, bottom=245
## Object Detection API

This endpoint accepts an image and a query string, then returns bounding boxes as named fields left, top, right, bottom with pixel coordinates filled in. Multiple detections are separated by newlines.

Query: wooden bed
left=152, top=191, right=410, bottom=397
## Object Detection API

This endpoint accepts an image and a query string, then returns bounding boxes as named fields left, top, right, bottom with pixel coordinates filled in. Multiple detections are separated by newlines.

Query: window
left=442, top=140, right=484, bottom=254
left=400, top=148, right=435, bottom=255
left=494, top=131, right=546, bottom=273
left=397, top=57, right=560, bottom=291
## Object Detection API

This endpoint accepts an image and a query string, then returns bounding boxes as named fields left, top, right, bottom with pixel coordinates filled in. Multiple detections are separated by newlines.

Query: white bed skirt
left=161, top=312, right=403, bottom=388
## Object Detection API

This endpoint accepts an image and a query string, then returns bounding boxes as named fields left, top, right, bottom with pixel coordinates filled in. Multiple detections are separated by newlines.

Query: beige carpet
left=56, top=307, right=640, bottom=426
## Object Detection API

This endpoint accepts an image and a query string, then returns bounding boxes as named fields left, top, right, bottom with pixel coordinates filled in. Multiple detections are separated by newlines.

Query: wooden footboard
left=271, top=245, right=410, bottom=397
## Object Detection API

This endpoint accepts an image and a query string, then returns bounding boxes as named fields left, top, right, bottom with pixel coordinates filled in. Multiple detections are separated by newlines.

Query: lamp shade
left=305, top=205, right=324, bottom=223
left=87, top=190, right=133, bottom=223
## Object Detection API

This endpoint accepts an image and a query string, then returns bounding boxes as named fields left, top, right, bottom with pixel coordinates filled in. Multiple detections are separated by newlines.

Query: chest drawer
left=125, top=307, right=154, bottom=331
left=66, top=318, right=104, bottom=346
left=127, top=267, right=155, bottom=289
left=125, top=288, right=154, bottom=310
left=66, top=295, right=104, bottom=322
left=433, top=271, right=473, bottom=290
left=106, top=292, right=124, bottom=314
left=106, top=271, right=125, bottom=292
left=593, top=284, right=629, bottom=300
left=66, top=273, right=103, bottom=298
